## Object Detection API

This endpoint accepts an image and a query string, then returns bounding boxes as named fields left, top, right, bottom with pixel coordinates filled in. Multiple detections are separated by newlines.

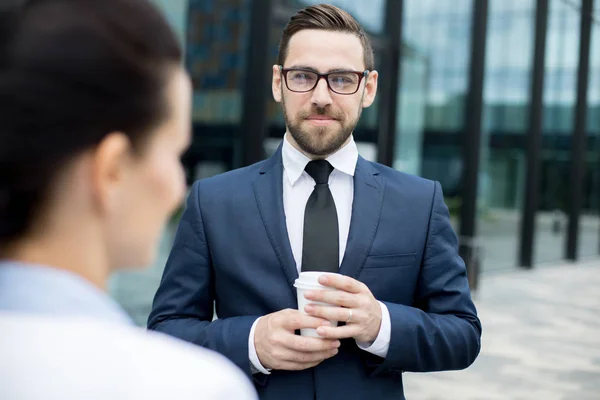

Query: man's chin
left=298, top=137, right=345, bottom=157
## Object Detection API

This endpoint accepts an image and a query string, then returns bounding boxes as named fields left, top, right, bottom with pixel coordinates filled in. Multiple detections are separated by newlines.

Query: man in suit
left=148, top=4, right=481, bottom=399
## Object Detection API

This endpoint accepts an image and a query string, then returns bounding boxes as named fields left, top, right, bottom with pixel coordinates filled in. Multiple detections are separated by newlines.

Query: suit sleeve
left=147, top=181, right=260, bottom=377
left=367, top=181, right=482, bottom=375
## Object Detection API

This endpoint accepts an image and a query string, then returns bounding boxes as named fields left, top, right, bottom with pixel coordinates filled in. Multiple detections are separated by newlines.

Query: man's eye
left=332, top=77, right=352, bottom=84
left=292, top=73, right=314, bottom=81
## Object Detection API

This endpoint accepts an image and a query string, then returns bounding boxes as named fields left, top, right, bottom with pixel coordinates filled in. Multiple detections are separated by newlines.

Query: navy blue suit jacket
left=148, top=147, right=481, bottom=400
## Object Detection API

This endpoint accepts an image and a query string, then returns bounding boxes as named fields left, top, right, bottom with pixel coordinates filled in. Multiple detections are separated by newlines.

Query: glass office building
left=111, top=0, right=600, bottom=325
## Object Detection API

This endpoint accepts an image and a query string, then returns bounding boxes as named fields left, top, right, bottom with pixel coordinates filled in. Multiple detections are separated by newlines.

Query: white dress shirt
left=0, top=262, right=257, bottom=400
left=248, top=134, right=391, bottom=374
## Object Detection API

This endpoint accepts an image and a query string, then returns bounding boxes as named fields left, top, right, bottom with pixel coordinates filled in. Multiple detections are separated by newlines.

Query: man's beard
left=282, top=98, right=362, bottom=157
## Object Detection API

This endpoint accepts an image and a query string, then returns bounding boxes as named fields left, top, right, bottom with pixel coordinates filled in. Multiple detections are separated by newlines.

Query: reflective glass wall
left=477, top=0, right=536, bottom=271
left=394, top=44, right=428, bottom=176
left=534, top=0, right=580, bottom=264
left=185, top=0, right=251, bottom=178
left=108, top=0, right=600, bottom=326
left=402, top=0, right=473, bottom=230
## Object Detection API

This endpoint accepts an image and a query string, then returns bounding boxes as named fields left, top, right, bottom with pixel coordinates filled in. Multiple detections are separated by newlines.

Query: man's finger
left=303, top=289, right=358, bottom=308
left=282, top=311, right=331, bottom=330
left=314, top=324, right=359, bottom=340
left=318, top=274, right=364, bottom=294
left=284, top=334, right=340, bottom=352
left=304, top=305, right=358, bottom=324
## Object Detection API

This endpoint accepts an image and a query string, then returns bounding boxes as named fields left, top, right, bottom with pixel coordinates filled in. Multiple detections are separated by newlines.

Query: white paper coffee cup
left=293, top=271, right=339, bottom=337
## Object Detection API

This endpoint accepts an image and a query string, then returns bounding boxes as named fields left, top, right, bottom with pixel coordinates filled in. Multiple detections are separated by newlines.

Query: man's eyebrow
left=285, top=65, right=358, bottom=73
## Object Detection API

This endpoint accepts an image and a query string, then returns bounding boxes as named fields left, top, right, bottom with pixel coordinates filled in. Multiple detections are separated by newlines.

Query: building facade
left=109, top=0, right=600, bottom=325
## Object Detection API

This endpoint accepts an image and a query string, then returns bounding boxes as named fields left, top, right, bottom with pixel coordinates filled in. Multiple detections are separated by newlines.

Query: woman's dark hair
left=0, top=0, right=182, bottom=242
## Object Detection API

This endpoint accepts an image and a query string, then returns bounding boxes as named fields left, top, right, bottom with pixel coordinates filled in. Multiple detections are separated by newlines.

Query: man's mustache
left=298, top=107, right=343, bottom=120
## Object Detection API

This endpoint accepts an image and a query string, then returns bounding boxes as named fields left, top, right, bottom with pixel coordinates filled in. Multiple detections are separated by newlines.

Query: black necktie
left=301, top=160, right=339, bottom=273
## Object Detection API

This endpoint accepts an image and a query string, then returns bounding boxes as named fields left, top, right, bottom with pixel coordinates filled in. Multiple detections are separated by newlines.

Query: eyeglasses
left=279, top=66, right=369, bottom=95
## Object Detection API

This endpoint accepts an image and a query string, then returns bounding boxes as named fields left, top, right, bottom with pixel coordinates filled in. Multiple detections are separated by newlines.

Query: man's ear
left=272, top=65, right=283, bottom=103
left=90, top=132, right=132, bottom=214
left=362, top=70, right=378, bottom=108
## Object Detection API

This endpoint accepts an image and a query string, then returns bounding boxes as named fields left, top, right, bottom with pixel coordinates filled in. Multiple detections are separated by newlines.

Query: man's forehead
left=284, top=29, right=365, bottom=71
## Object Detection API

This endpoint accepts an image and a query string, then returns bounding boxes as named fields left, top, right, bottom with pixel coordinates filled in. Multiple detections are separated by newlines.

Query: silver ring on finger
left=346, top=308, right=353, bottom=323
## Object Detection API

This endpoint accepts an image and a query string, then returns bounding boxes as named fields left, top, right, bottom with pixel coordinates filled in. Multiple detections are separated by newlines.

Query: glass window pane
left=535, top=0, right=580, bottom=264
left=478, top=0, right=536, bottom=271
left=184, top=0, right=251, bottom=178
left=399, top=0, right=473, bottom=230
left=186, top=0, right=250, bottom=126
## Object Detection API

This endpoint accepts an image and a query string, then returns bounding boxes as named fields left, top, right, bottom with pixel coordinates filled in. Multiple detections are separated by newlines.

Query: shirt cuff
left=249, top=317, right=272, bottom=375
left=355, top=301, right=390, bottom=358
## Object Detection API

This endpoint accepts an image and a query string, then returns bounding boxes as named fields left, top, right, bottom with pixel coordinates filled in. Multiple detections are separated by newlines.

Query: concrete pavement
left=403, top=259, right=600, bottom=400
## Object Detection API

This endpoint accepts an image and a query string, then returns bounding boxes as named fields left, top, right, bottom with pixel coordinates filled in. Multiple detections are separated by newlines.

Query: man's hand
left=254, top=309, right=341, bottom=371
left=304, top=274, right=382, bottom=343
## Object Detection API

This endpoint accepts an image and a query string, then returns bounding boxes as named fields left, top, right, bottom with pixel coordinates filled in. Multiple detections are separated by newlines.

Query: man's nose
left=310, top=77, right=333, bottom=108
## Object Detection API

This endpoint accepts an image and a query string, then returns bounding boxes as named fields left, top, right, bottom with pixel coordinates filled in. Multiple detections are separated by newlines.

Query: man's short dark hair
left=277, top=4, right=375, bottom=70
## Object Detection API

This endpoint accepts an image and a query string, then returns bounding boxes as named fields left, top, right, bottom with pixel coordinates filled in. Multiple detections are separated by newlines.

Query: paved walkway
left=403, top=259, right=600, bottom=400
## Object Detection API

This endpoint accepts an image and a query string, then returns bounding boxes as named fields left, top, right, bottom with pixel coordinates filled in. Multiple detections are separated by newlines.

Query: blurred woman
left=0, top=0, right=256, bottom=398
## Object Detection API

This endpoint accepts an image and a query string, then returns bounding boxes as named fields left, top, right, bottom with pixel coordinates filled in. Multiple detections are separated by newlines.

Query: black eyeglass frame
left=279, top=65, right=370, bottom=95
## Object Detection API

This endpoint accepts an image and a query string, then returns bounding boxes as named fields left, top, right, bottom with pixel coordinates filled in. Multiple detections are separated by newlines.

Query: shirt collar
left=0, top=261, right=133, bottom=326
left=282, top=133, right=359, bottom=186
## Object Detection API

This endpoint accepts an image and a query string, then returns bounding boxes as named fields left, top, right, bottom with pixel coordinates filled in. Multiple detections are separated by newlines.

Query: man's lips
left=305, top=115, right=337, bottom=126
left=305, top=114, right=338, bottom=126
left=305, top=115, right=336, bottom=120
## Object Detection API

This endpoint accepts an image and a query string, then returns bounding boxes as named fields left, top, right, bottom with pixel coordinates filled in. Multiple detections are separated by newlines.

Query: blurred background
left=107, top=1, right=600, bottom=397
left=110, top=0, right=600, bottom=325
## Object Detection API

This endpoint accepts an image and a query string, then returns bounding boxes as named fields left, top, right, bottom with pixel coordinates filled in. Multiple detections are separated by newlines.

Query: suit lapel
left=339, top=157, right=385, bottom=279
left=253, top=145, right=299, bottom=290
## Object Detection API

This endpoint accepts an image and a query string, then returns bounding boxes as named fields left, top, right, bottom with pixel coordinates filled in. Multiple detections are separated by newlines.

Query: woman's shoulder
left=0, top=313, right=257, bottom=399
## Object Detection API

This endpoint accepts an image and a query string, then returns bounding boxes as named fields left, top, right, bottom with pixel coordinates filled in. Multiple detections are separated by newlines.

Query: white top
left=0, top=262, right=257, bottom=400
left=0, top=314, right=257, bottom=400
left=248, top=134, right=392, bottom=374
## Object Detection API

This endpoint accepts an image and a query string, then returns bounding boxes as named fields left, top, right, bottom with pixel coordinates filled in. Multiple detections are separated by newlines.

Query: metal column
left=519, top=0, right=549, bottom=268
left=240, top=0, right=273, bottom=167
left=566, top=0, right=594, bottom=260
left=458, top=0, right=488, bottom=290
left=376, top=0, right=404, bottom=167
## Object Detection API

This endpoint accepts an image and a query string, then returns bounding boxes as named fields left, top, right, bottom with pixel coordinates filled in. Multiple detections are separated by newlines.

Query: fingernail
left=331, top=349, right=338, bottom=355
left=333, top=341, right=341, bottom=348
left=304, top=305, right=314, bottom=312
left=320, top=321, right=331, bottom=327
left=317, top=326, right=326, bottom=334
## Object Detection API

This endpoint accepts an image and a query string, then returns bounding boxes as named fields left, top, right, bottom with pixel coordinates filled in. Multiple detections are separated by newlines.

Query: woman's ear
left=90, top=132, right=132, bottom=214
